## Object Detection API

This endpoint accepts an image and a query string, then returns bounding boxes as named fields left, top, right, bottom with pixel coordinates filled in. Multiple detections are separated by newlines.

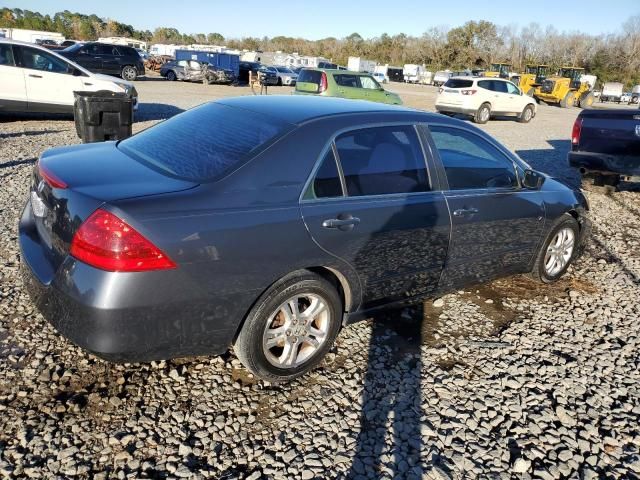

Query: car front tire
left=530, top=214, right=580, bottom=283
left=121, top=65, right=138, bottom=81
left=234, top=271, right=342, bottom=382
left=166, top=71, right=177, bottom=81
left=517, top=105, right=535, bottom=123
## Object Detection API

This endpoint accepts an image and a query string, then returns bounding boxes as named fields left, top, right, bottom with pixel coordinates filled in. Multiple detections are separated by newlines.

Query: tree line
left=2, top=8, right=639, bottom=87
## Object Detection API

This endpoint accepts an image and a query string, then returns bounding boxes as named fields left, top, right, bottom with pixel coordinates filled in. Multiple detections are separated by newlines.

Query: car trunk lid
left=30, top=142, right=197, bottom=271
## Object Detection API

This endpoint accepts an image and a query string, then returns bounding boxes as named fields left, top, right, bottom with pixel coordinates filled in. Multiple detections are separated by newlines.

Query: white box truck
left=348, top=56, right=376, bottom=73
left=0, top=28, right=64, bottom=44
left=403, top=64, right=423, bottom=83
left=601, top=82, right=624, bottom=103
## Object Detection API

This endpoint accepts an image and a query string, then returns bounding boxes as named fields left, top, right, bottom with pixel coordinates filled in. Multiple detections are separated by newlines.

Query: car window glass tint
left=506, top=82, right=519, bottom=94
left=20, top=47, right=68, bottom=73
left=430, top=126, right=517, bottom=190
left=0, top=44, right=15, bottom=66
left=118, top=103, right=292, bottom=182
left=359, top=76, right=379, bottom=89
left=335, top=126, right=429, bottom=196
left=334, top=74, right=359, bottom=88
left=306, top=149, right=343, bottom=199
left=445, top=79, right=474, bottom=88
left=477, top=80, right=492, bottom=91
left=492, top=81, right=508, bottom=93
left=297, top=69, right=322, bottom=85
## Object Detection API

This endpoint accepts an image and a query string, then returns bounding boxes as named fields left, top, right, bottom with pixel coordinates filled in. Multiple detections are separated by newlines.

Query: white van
left=0, top=39, right=138, bottom=114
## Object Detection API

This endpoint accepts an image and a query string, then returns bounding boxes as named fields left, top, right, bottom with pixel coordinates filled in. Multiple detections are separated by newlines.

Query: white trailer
left=601, top=82, right=624, bottom=103
left=348, top=56, right=376, bottom=73
left=0, top=28, right=64, bottom=44
left=149, top=44, right=181, bottom=57
left=403, top=64, right=423, bottom=83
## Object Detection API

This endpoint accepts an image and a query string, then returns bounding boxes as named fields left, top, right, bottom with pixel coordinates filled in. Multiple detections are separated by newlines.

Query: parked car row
left=0, top=38, right=138, bottom=115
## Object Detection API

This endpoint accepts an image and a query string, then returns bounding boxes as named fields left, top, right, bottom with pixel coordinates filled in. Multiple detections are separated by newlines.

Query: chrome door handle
left=453, top=208, right=479, bottom=217
left=28, top=74, right=43, bottom=78
left=322, top=217, right=360, bottom=230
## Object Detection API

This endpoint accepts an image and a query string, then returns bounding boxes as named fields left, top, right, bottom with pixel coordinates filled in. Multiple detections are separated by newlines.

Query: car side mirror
left=523, top=169, right=545, bottom=189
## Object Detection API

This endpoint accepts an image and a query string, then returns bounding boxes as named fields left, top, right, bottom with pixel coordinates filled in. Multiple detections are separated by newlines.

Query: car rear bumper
left=568, top=151, right=640, bottom=177
left=435, top=103, right=477, bottom=115
left=19, top=201, right=252, bottom=363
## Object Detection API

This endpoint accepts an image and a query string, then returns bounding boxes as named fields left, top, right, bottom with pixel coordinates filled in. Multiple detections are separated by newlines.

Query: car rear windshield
left=297, top=69, right=323, bottom=85
left=118, top=103, right=292, bottom=182
left=444, top=79, right=474, bottom=88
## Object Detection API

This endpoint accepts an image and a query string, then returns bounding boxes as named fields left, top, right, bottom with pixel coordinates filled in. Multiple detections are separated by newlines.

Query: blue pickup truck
left=569, top=109, right=640, bottom=192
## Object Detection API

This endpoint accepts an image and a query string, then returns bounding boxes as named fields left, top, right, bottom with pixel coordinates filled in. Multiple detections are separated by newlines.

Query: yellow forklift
left=534, top=67, right=595, bottom=108
left=484, top=63, right=512, bottom=79
left=513, top=64, right=549, bottom=97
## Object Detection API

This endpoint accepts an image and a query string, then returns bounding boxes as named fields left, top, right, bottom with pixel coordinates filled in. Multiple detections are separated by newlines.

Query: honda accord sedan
left=20, top=96, right=590, bottom=382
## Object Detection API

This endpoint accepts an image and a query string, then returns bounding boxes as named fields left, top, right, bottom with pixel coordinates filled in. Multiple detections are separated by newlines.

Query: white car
left=372, top=72, right=388, bottom=84
left=271, top=66, right=298, bottom=86
left=0, top=38, right=138, bottom=115
left=435, top=77, right=537, bottom=124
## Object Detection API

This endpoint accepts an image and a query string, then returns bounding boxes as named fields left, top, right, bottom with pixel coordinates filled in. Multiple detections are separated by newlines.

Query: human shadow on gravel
left=135, top=103, right=185, bottom=122
left=0, top=158, right=37, bottom=169
left=348, top=305, right=431, bottom=480
left=0, top=130, right=64, bottom=139
left=515, top=140, right=579, bottom=189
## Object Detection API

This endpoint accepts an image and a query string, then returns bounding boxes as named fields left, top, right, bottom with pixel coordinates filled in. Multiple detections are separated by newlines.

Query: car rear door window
left=429, top=126, right=518, bottom=190
left=0, top=44, right=15, bottom=66
left=477, top=80, right=492, bottom=91
left=118, top=103, right=293, bottom=182
left=334, top=126, right=430, bottom=196
left=334, top=74, right=359, bottom=88
left=492, top=81, right=509, bottom=93
left=304, top=148, right=344, bottom=199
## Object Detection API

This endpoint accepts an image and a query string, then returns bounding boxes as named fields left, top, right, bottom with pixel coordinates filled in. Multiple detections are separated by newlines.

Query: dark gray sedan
left=20, top=96, right=590, bottom=382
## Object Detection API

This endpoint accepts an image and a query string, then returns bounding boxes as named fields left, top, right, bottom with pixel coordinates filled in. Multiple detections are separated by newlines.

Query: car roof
left=217, top=95, right=425, bottom=124
left=304, top=68, right=371, bottom=75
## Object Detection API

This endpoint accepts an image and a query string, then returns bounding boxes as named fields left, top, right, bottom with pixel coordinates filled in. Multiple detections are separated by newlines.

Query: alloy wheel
left=122, top=66, right=137, bottom=81
left=544, top=227, right=575, bottom=276
left=262, top=293, right=330, bottom=368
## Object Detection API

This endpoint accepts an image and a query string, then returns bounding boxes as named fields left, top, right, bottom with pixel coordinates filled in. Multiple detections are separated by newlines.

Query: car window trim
left=423, top=122, right=523, bottom=192
left=299, top=121, right=434, bottom=203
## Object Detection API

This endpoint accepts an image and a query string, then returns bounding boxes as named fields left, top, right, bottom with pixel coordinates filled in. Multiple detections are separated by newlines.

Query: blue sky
left=10, top=0, right=640, bottom=39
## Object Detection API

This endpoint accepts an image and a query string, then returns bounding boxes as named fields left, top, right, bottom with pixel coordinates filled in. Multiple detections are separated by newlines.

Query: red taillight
left=319, top=72, right=328, bottom=93
left=571, top=117, right=583, bottom=145
left=38, top=162, right=67, bottom=189
left=70, top=209, right=176, bottom=272
left=461, top=89, right=477, bottom=95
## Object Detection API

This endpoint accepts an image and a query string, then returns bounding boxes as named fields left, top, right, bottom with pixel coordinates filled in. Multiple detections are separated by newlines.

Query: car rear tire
left=474, top=103, right=491, bottom=124
left=234, top=271, right=342, bottom=382
left=517, top=105, right=535, bottom=123
left=530, top=214, right=580, bottom=283
left=121, top=65, right=137, bottom=81
left=166, top=71, right=177, bottom=81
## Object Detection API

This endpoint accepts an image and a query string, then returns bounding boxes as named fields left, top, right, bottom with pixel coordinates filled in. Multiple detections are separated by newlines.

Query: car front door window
left=359, top=76, right=380, bottom=90
left=429, top=126, right=517, bottom=190
left=506, top=82, right=520, bottom=95
left=19, top=46, right=69, bottom=73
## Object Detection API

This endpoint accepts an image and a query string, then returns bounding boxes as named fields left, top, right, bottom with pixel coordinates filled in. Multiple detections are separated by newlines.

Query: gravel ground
left=1, top=79, right=639, bottom=479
